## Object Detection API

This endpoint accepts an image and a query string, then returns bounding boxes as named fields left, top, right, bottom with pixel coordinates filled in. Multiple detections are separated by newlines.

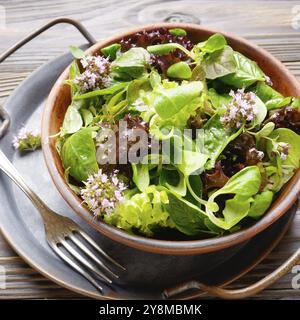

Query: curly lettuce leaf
left=106, top=186, right=174, bottom=236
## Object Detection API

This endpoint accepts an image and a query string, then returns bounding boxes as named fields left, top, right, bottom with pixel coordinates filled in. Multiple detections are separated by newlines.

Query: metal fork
left=0, top=148, right=125, bottom=293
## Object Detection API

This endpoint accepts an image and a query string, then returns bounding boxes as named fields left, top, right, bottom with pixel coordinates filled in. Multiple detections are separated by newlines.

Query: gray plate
left=0, top=48, right=296, bottom=299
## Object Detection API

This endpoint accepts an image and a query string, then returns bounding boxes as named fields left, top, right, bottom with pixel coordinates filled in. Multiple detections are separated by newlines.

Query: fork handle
left=0, top=148, right=51, bottom=219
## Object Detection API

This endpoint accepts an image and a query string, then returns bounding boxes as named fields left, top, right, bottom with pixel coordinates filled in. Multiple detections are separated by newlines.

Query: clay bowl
left=42, top=23, right=300, bottom=261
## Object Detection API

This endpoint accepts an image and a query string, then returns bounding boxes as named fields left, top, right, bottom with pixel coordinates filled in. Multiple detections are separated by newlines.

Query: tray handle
left=164, top=247, right=300, bottom=299
left=0, top=17, right=96, bottom=138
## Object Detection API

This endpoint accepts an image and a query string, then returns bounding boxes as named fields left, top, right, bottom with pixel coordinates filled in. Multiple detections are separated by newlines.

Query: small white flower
left=112, top=176, right=119, bottom=186
left=80, top=169, right=127, bottom=217
left=101, top=198, right=112, bottom=208
left=101, top=174, right=108, bottom=183
left=114, top=190, right=124, bottom=201
left=249, top=147, right=264, bottom=161
left=264, top=75, right=273, bottom=86
left=221, top=90, right=258, bottom=129
left=280, top=153, right=287, bottom=161
left=74, top=55, right=111, bottom=92
left=12, top=127, right=41, bottom=152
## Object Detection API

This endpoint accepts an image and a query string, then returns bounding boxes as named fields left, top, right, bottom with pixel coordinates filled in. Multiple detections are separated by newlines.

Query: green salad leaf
left=202, top=46, right=236, bottom=80
left=147, top=43, right=193, bottom=58
left=132, top=163, right=150, bottom=192
left=152, top=81, right=203, bottom=119
left=74, top=82, right=129, bottom=100
left=112, top=47, right=150, bottom=79
left=61, top=128, right=98, bottom=181
left=106, top=186, right=174, bottom=236
left=205, top=166, right=262, bottom=229
left=220, top=51, right=265, bottom=88
left=255, top=82, right=291, bottom=110
left=267, top=128, right=300, bottom=168
left=80, top=109, right=94, bottom=127
left=166, top=193, right=207, bottom=236
left=203, top=114, right=243, bottom=169
left=159, top=168, right=187, bottom=197
left=67, top=60, right=81, bottom=97
left=101, top=43, right=121, bottom=60
left=195, top=34, right=227, bottom=54
left=252, top=96, right=267, bottom=127
left=248, top=190, right=274, bottom=219
left=69, top=46, right=85, bottom=59
left=61, top=101, right=83, bottom=135
left=167, top=61, right=192, bottom=80
left=168, top=28, right=187, bottom=36
left=208, top=88, right=231, bottom=108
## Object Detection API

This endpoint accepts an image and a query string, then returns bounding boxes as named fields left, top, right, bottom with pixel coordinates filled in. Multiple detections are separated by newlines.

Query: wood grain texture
left=0, top=0, right=300, bottom=299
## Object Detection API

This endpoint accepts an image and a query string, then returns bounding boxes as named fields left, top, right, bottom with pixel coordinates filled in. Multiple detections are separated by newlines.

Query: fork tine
left=60, top=240, right=113, bottom=284
left=77, top=230, right=126, bottom=271
left=49, top=242, right=103, bottom=293
left=69, top=234, right=118, bottom=279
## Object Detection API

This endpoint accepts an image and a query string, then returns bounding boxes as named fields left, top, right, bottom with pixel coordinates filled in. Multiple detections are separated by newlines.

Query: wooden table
left=0, top=0, right=300, bottom=299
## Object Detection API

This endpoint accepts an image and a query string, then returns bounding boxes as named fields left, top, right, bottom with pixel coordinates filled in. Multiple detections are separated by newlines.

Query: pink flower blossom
left=74, top=55, right=111, bottom=92
left=220, top=89, right=258, bottom=129
left=80, top=169, right=127, bottom=217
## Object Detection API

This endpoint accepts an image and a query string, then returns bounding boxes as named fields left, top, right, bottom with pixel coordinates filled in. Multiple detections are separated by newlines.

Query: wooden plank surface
left=0, top=0, right=300, bottom=299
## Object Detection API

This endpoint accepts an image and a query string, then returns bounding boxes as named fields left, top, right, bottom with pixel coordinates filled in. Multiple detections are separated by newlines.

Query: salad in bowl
left=53, top=27, right=300, bottom=240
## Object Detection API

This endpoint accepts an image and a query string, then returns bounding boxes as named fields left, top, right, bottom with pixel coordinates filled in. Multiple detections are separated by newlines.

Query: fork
left=0, top=148, right=125, bottom=293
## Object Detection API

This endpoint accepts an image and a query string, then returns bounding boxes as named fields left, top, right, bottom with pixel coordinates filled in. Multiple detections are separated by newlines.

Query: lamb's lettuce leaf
left=248, top=190, right=274, bottom=219
left=159, top=168, right=187, bottom=197
left=112, top=47, right=150, bottom=79
left=167, top=61, right=192, bottom=80
left=166, top=193, right=209, bottom=236
left=252, top=96, right=267, bottom=127
left=267, top=128, right=300, bottom=169
left=203, top=114, right=243, bottom=169
left=74, top=82, right=129, bottom=100
left=61, top=101, right=83, bottom=135
left=168, top=28, right=187, bottom=36
left=152, top=81, right=203, bottom=119
left=255, top=82, right=291, bottom=110
left=147, top=43, right=193, bottom=59
left=61, top=128, right=98, bottom=181
left=195, top=33, right=227, bottom=54
left=202, top=46, right=236, bottom=80
left=220, top=51, right=265, bottom=88
left=207, top=88, right=232, bottom=109
left=101, top=43, right=121, bottom=60
left=132, top=163, right=150, bottom=192
left=168, top=133, right=209, bottom=177
left=69, top=46, right=85, bottom=59
left=205, top=166, right=262, bottom=230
